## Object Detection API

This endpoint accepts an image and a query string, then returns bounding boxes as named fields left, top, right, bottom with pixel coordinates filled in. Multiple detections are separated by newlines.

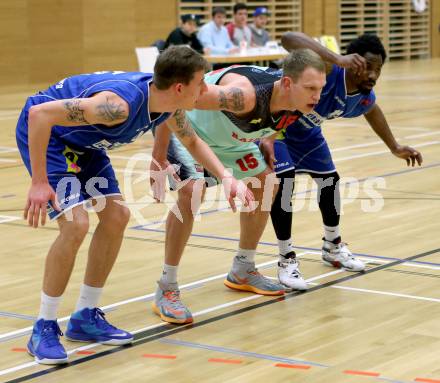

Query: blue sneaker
left=65, top=308, right=133, bottom=345
left=27, top=319, right=68, bottom=365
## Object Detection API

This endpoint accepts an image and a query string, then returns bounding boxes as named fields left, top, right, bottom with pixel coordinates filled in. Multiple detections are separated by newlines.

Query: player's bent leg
left=28, top=205, right=89, bottom=365
left=151, top=180, right=204, bottom=324
left=311, top=172, right=365, bottom=272
left=225, top=167, right=285, bottom=296
left=271, top=166, right=307, bottom=291
left=83, top=195, right=130, bottom=287
left=165, top=179, right=206, bottom=266
left=66, top=196, right=133, bottom=345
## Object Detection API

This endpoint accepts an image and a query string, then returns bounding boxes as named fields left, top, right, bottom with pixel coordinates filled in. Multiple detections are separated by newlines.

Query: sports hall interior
left=0, top=1, right=439, bottom=382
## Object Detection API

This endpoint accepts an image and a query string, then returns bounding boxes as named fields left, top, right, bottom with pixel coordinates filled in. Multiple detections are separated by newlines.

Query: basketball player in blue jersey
left=16, top=46, right=253, bottom=364
left=149, top=49, right=327, bottom=324
left=269, top=33, right=423, bottom=290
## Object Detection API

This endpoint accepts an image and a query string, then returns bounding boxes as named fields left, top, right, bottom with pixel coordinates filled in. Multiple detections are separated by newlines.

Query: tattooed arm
left=164, top=110, right=255, bottom=211
left=165, top=109, right=230, bottom=180
left=194, top=83, right=255, bottom=116
left=27, top=91, right=128, bottom=198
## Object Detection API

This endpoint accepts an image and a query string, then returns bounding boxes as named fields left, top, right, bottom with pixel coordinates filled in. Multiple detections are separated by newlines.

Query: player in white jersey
left=150, top=49, right=327, bottom=324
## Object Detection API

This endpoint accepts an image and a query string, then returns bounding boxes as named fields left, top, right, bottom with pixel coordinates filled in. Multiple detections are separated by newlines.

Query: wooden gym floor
left=0, top=58, right=439, bottom=383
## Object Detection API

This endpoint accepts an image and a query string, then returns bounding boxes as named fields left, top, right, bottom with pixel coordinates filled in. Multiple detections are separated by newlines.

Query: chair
left=135, top=47, right=159, bottom=73
left=151, top=39, right=166, bottom=52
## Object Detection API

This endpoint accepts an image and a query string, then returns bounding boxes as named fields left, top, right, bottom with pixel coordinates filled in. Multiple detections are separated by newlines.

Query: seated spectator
left=249, top=7, right=270, bottom=47
left=227, top=3, right=252, bottom=47
left=164, top=14, right=207, bottom=54
left=198, top=7, right=239, bottom=55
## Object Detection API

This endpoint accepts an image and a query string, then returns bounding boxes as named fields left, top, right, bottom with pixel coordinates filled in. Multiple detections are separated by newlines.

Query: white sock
left=324, top=225, right=340, bottom=242
left=160, top=264, right=178, bottom=285
left=236, top=248, right=256, bottom=264
left=75, top=284, right=103, bottom=312
left=38, top=292, right=62, bottom=321
left=278, top=239, right=294, bottom=257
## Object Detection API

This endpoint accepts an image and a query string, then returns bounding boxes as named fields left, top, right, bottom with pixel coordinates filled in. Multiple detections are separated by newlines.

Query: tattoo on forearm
left=64, top=100, right=89, bottom=123
left=96, top=96, right=127, bottom=122
left=173, top=109, right=195, bottom=139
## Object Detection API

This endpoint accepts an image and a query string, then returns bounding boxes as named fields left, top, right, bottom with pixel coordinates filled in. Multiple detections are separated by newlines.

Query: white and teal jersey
left=184, top=66, right=300, bottom=178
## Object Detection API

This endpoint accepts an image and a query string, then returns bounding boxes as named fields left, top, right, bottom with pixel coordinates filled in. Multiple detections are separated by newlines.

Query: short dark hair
left=283, top=48, right=326, bottom=81
left=153, top=46, right=209, bottom=90
left=346, top=34, right=387, bottom=62
left=212, top=7, right=226, bottom=17
left=233, top=3, right=247, bottom=14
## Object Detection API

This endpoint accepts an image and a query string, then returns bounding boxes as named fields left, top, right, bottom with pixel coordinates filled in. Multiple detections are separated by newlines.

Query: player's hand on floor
left=222, top=177, right=255, bottom=213
left=392, top=145, right=423, bottom=167
left=24, top=182, right=60, bottom=228
left=149, top=158, right=180, bottom=202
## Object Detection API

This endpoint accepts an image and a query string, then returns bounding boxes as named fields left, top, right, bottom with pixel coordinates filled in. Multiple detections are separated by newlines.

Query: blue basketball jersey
left=17, top=71, right=170, bottom=150
left=267, top=64, right=376, bottom=174
left=282, top=64, right=376, bottom=137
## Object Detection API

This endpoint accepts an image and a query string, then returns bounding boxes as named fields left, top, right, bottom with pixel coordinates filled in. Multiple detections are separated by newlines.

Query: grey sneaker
left=224, top=258, right=285, bottom=296
left=322, top=237, right=365, bottom=272
left=152, top=281, right=193, bottom=324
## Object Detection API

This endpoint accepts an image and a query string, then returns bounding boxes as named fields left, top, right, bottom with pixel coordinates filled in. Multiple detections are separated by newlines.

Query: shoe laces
left=163, top=289, right=185, bottom=309
left=333, top=242, right=353, bottom=261
left=280, top=258, right=302, bottom=277
left=90, top=308, right=117, bottom=331
left=41, top=321, right=63, bottom=347
left=247, top=266, right=262, bottom=277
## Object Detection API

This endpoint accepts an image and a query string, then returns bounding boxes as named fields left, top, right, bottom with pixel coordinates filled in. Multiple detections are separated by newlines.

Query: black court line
left=4, top=246, right=440, bottom=383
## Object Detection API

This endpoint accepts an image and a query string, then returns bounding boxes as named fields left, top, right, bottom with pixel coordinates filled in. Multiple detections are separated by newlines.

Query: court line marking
left=3, top=247, right=438, bottom=383
left=0, top=262, right=344, bottom=377
left=0, top=216, right=21, bottom=224
left=0, top=255, right=306, bottom=342
left=305, top=284, right=440, bottom=303
left=0, top=313, right=36, bottom=321
left=1, top=228, right=438, bottom=342
left=0, top=159, right=17, bottom=163
left=0, top=147, right=19, bottom=153
left=331, top=131, right=440, bottom=152
left=333, top=141, right=439, bottom=162
left=132, top=228, right=440, bottom=270
left=159, top=340, right=414, bottom=383
left=160, top=338, right=328, bottom=367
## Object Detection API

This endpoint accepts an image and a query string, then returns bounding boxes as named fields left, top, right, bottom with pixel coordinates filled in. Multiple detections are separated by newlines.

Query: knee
left=60, top=215, right=89, bottom=244
left=110, top=204, right=131, bottom=231
left=178, top=180, right=205, bottom=207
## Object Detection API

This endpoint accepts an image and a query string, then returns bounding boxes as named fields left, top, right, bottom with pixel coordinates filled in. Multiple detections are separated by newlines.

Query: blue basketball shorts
left=16, top=100, right=121, bottom=220
left=274, top=126, right=336, bottom=175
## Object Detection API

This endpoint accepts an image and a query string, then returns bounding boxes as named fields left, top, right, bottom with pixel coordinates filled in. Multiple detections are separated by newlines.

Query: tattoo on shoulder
left=229, top=87, right=244, bottom=111
left=218, top=87, right=245, bottom=112
left=173, top=109, right=195, bottom=139
left=219, top=90, right=228, bottom=109
left=95, top=96, right=127, bottom=122
left=64, top=100, right=89, bottom=124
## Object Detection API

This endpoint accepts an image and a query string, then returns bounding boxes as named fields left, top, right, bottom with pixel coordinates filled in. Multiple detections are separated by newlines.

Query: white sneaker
left=277, top=253, right=308, bottom=290
left=322, top=238, right=365, bottom=272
